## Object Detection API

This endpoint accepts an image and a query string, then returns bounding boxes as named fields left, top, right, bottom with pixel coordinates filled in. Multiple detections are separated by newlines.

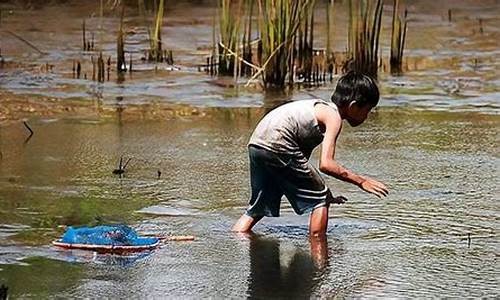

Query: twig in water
left=23, top=121, right=34, bottom=143
left=1, top=30, right=45, bottom=55
left=113, top=156, right=132, bottom=177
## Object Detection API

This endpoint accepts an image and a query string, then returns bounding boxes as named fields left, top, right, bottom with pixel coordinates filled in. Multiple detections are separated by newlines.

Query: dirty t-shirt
left=249, top=99, right=338, bottom=160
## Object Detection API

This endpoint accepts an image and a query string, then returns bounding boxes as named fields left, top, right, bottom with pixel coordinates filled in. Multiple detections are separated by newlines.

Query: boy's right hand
left=360, top=177, right=389, bottom=198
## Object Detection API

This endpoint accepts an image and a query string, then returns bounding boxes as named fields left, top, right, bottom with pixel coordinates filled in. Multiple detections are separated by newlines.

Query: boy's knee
left=309, top=205, right=329, bottom=236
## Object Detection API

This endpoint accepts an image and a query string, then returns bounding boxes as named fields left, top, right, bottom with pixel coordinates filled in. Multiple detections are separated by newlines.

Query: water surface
left=0, top=0, right=499, bottom=298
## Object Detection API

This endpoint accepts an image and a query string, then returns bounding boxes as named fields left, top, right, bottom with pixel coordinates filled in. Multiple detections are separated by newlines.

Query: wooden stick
left=159, top=235, right=195, bottom=241
left=1, top=30, right=45, bottom=54
left=23, top=121, right=34, bottom=137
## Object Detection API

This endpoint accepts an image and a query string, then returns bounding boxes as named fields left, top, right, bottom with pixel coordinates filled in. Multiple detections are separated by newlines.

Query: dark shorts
left=245, top=145, right=335, bottom=218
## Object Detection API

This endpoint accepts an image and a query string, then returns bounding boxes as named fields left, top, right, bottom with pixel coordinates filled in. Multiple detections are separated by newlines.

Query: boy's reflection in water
left=245, top=234, right=329, bottom=299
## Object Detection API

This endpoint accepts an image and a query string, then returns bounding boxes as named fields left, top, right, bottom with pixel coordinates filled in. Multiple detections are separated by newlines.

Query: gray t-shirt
left=249, top=99, right=338, bottom=159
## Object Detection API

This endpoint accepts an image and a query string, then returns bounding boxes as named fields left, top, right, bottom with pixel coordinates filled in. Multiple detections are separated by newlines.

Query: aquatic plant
left=206, top=0, right=347, bottom=87
left=149, top=0, right=164, bottom=62
left=117, top=5, right=127, bottom=72
left=82, top=19, right=86, bottom=50
left=390, top=0, right=407, bottom=75
left=241, top=0, right=254, bottom=77
left=218, top=0, right=244, bottom=75
left=347, top=0, right=383, bottom=77
left=256, top=0, right=316, bottom=88
left=325, top=0, right=335, bottom=60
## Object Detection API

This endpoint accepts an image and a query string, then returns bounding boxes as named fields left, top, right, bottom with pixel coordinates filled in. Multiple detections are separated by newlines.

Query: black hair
left=330, top=71, right=379, bottom=108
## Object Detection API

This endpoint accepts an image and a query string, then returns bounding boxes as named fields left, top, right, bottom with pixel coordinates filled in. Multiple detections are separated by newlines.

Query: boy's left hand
left=360, top=177, right=389, bottom=198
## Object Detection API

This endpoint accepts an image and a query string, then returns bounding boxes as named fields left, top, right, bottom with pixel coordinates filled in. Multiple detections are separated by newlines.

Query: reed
left=257, top=0, right=316, bottom=88
left=241, top=0, right=254, bottom=77
left=295, top=0, right=316, bottom=83
left=325, top=0, right=334, bottom=59
left=117, top=5, right=126, bottom=72
left=149, top=0, right=164, bottom=61
left=82, top=19, right=86, bottom=50
left=98, top=52, right=105, bottom=82
left=347, top=0, right=383, bottom=77
left=107, top=56, right=111, bottom=80
left=390, top=0, right=407, bottom=75
left=218, top=0, right=243, bottom=75
left=76, top=61, right=81, bottom=79
left=210, top=9, right=217, bottom=75
left=209, top=0, right=325, bottom=87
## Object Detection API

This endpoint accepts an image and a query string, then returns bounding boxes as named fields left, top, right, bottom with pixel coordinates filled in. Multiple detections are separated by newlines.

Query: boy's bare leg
left=232, top=214, right=263, bottom=232
left=309, top=206, right=329, bottom=237
left=310, top=234, right=328, bottom=268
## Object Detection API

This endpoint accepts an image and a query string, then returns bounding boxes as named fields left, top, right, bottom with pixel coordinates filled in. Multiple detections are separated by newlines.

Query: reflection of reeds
left=390, top=0, right=407, bottom=75
left=347, top=0, right=383, bottom=77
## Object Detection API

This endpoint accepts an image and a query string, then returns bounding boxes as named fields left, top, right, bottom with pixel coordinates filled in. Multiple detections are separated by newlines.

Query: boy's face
left=345, top=102, right=373, bottom=127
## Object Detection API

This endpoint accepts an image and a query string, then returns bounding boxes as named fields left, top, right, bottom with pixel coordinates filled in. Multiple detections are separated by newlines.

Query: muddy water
left=0, top=108, right=498, bottom=298
left=0, top=0, right=499, bottom=298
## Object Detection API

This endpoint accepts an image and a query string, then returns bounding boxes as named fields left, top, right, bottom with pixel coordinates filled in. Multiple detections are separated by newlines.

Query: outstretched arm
left=314, top=104, right=389, bottom=198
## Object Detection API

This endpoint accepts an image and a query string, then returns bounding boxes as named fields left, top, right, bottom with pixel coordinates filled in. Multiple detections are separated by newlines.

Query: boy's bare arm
left=314, top=104, right=389, bottom=198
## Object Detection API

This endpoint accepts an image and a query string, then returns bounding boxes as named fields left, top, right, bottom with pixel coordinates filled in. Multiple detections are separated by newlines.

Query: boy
left=232, top=71, right=389, bottom=237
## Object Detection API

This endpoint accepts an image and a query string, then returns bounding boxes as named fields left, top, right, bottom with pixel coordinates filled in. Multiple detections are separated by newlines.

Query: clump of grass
left=347, top=0, right=383, bottom=78
left=390, top=0, right=407, bottom=75
left=206, top=0, right=336, bottom=88
left=257, top=0, right=316, bottom=88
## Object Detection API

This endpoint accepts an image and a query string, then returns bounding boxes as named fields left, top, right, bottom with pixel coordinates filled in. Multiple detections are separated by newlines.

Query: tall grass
left=117, top=5, right=126, bottom=72
left=241, top=0, right=254, bottom=77
left=218, top=0, right=243, bottom=75
left=390, top=0, right=407, bottom=75
left=347, top=0, right=383, bottom=77
left=325, top=0, right=334, bottom=59
left=149, top=0, right=164, bottom=62
left=257, top=0, right=315, bottom=88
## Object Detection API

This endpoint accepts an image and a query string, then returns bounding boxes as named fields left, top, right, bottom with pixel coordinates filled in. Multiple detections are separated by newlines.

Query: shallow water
left=0, top=108, right=498, bottom=298
left=0, top=0, right=499, bottom=298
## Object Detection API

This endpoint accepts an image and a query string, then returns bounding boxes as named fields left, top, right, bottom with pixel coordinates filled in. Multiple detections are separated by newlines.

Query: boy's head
left=330, top=71, right=379, bottom=127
